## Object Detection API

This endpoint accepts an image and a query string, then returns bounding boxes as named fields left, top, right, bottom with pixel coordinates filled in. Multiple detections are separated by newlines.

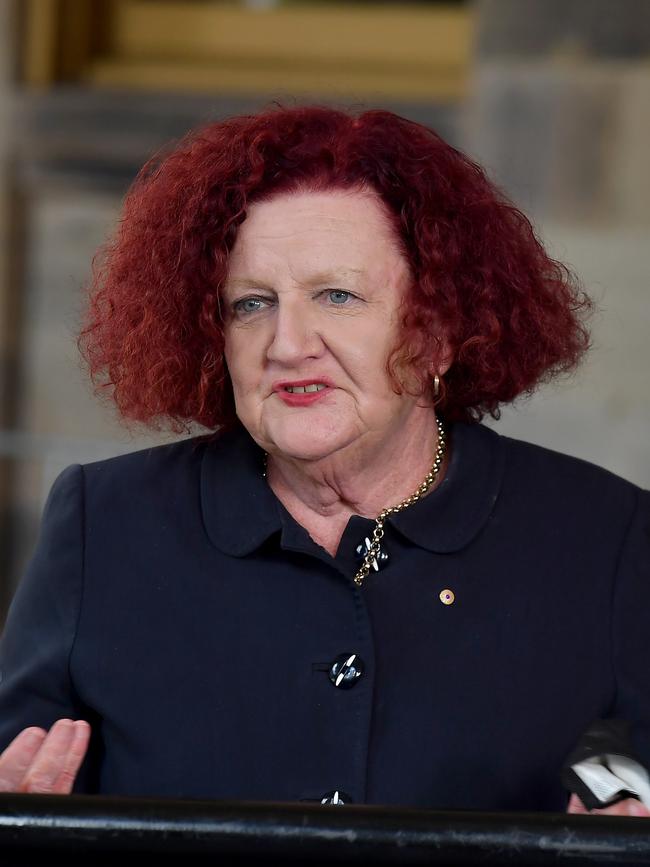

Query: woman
left=0, top=106, right=648, bottom=815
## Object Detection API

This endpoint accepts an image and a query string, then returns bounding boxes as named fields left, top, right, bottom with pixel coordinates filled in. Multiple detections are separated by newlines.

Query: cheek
left=224, top=331, right=255, bottom=387
left=222, top=340, right=237, bottom=388
left=340, top=328, right=401, bottom=396
left=223, top=331, right=268, bottom=422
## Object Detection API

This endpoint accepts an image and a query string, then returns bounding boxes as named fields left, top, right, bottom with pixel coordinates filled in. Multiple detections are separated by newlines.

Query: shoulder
left=75, top=427, right=262, bottom=514
left=475, top=423, right=646, bottom=529
left=498, top=427, right=640, bottom=491
left=74, top=434, right=220, bottom=515
left=82, top=434, right=208, bottom=477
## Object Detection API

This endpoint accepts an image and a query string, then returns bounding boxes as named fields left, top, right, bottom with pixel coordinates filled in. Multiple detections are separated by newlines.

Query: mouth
left=272, top=378, right=335, bottom=405
left=272, top=378, right=335, bottom=394
left=283, top=383, right=328, bottom=394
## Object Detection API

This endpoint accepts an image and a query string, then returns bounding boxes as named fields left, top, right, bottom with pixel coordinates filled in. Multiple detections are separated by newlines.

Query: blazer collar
left=200, top=426, right=282, bottom=556
left=201, top=421, right=505, bottom=557
left=389, top=421, right=505, bottom=553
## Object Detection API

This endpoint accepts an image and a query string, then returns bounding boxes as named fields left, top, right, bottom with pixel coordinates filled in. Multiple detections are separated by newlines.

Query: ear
left=429, top=332, right=453, bottom=379
left=410, top=334, right=453, bottom=409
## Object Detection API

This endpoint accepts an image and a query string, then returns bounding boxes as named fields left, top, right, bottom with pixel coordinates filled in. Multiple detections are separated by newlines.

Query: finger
left=626, top=801, right=650, bottom=817
left=567, top=794, right=588, bottom=814
left=52, top=720, right=91, bottom=794
left=20, top=718, right=77, bottom=794
left=591, top=798, right=650, bottom=818
left=0, top=727, right=47, bottom=792
left=568, top=794, right=650, bottom=817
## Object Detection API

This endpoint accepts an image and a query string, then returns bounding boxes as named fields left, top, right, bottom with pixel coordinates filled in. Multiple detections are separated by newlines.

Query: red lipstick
left=272, top=378, right=335, bottom=407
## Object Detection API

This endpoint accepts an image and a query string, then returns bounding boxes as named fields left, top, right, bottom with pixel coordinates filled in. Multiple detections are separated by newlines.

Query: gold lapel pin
left=439, top=588, right=455, bottom=606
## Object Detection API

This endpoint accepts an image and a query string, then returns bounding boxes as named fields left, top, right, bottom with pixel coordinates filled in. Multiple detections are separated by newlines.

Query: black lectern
left=1, top=794, right=650, bottom=865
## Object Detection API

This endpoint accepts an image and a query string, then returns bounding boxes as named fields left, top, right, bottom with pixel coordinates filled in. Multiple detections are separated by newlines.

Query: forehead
left=226, top=189, right=410, bottom=287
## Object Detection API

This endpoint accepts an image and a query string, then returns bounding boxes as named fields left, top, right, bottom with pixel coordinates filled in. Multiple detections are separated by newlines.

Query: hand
left=568, top=792, right=650, bottom=817
left=0, top=719, right=90, bottom=794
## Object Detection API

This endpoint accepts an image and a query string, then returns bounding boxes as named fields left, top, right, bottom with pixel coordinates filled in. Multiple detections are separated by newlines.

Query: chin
left=264, top=416, right=356, bottom=463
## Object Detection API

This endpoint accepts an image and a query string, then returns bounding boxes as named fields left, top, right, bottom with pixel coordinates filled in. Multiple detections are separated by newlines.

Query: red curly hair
left=80, top=105, right=591, bottom=430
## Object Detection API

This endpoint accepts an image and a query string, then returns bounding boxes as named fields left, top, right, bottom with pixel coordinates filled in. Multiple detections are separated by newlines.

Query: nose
left=265, top=299, right=324, bottom=365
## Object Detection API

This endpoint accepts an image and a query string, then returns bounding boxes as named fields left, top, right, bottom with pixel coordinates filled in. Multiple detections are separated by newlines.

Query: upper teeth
left=285, top=384, right=326, bottom=393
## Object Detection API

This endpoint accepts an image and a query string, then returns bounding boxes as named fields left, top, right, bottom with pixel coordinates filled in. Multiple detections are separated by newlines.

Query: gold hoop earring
left=433, top=374, right=440, bottom=398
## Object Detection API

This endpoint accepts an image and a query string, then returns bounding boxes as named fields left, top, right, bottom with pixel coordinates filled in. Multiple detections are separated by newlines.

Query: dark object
left=562, top=720, right=647, bottom=810
left=320, top=790, right=352, bottom=805
left=2, top=794, right=650, bottom=866
left=355, top=537, right=390, bottom=571
left=328, top=653, right=365, bottom=689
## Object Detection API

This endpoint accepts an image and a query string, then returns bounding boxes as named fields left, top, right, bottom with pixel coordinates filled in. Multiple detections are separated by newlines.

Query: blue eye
left=328, top=290, right=350, bottom=304
left=233, top=297, right=266, bottom=315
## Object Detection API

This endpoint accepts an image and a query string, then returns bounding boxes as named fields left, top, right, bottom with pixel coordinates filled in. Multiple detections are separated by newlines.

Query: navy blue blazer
left=0, top=422, right=648, bottom=810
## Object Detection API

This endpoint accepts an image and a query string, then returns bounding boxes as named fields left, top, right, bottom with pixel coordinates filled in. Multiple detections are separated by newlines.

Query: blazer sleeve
left=0, top=464, right=87, bottom=751
left=611, top=487, right=650, bottom=767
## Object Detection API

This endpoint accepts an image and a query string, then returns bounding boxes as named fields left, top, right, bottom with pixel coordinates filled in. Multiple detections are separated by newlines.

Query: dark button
left=329, top=653, right=364, bottom=689
left=355, top=536, right=389, bottom=571
left=321, top=790, right=352, bottom=805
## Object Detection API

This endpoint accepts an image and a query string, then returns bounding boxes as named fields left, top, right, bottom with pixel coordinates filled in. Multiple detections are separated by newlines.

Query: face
left=222, top=188, right=430, bottom=463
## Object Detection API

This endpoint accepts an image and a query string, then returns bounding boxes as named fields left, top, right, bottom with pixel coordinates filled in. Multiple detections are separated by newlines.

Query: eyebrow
left=222, top=268, right=366, bottom=294
left=221, top=278, right=272, bottom=294
left=306, top=268, right=365, bottom=286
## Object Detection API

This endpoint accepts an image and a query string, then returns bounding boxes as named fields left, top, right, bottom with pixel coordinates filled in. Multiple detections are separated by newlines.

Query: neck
left=266, top=409, right=446, bottom=556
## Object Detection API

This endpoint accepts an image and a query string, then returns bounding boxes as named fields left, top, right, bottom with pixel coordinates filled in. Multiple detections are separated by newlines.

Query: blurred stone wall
left=0, top=0, right=19, bottom=614
left=467, top=0, right=650, bottom=486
